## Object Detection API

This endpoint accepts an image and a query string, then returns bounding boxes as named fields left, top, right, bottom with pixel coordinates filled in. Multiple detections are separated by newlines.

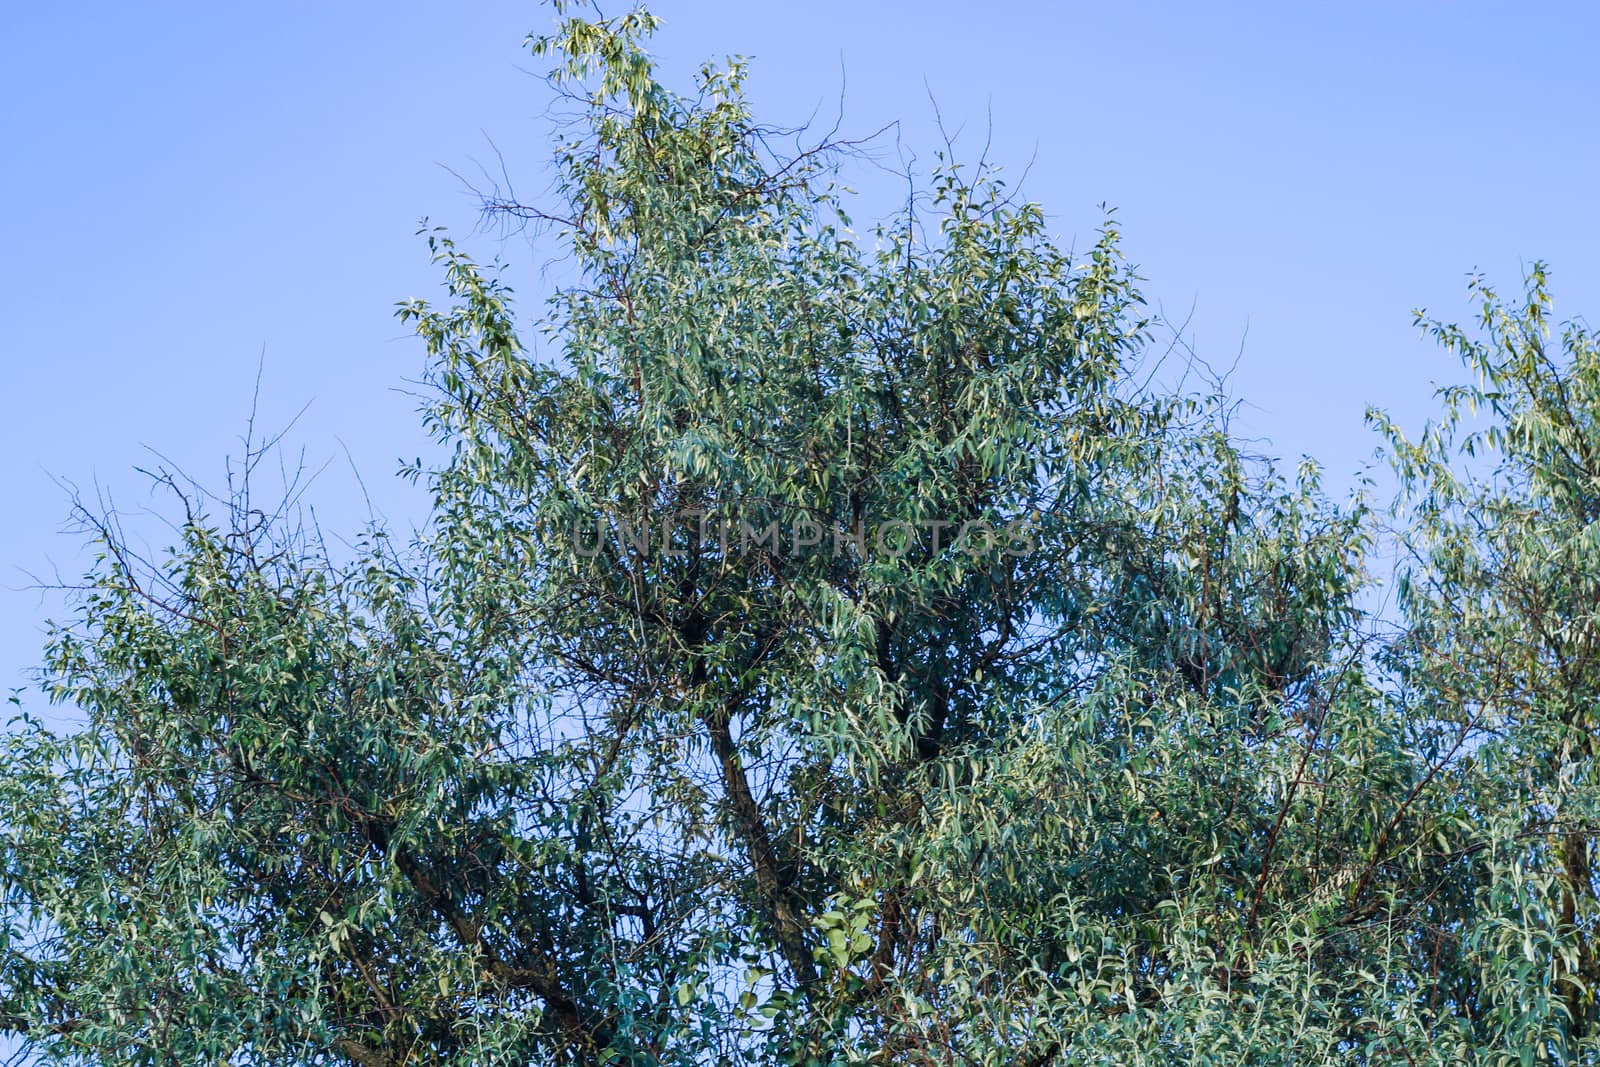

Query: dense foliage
left=5, top=7, right=1600, bottom=1064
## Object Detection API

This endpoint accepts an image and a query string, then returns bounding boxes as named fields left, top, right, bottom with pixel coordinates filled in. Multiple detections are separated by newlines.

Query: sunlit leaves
left=5, top=5, right=1599, bottom=1067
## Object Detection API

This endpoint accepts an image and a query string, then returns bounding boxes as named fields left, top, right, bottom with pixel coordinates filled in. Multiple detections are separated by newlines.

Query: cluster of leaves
left=6, top=5, right=1600, bottom=1064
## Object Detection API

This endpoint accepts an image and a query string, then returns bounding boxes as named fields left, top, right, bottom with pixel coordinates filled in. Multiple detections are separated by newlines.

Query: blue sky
left=4, top=1, right=1599, bottom=704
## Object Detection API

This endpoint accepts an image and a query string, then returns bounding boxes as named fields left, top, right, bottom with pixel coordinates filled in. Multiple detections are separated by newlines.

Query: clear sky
left=4, top=1, right=1599, bottom=706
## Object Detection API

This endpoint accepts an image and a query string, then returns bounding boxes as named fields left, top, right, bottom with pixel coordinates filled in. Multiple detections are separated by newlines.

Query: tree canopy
left=5, top=7, right=1600, bottom=1065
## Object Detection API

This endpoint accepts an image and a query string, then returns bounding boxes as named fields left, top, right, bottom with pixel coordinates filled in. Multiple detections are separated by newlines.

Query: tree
left=4, top=5, right=1599, bottom=1065
left=1371, top=265, right=1600, bottom=1060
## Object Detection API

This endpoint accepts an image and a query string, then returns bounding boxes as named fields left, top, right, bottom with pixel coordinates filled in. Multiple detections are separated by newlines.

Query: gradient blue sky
left=4, top=2, right=1599, bottom=704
